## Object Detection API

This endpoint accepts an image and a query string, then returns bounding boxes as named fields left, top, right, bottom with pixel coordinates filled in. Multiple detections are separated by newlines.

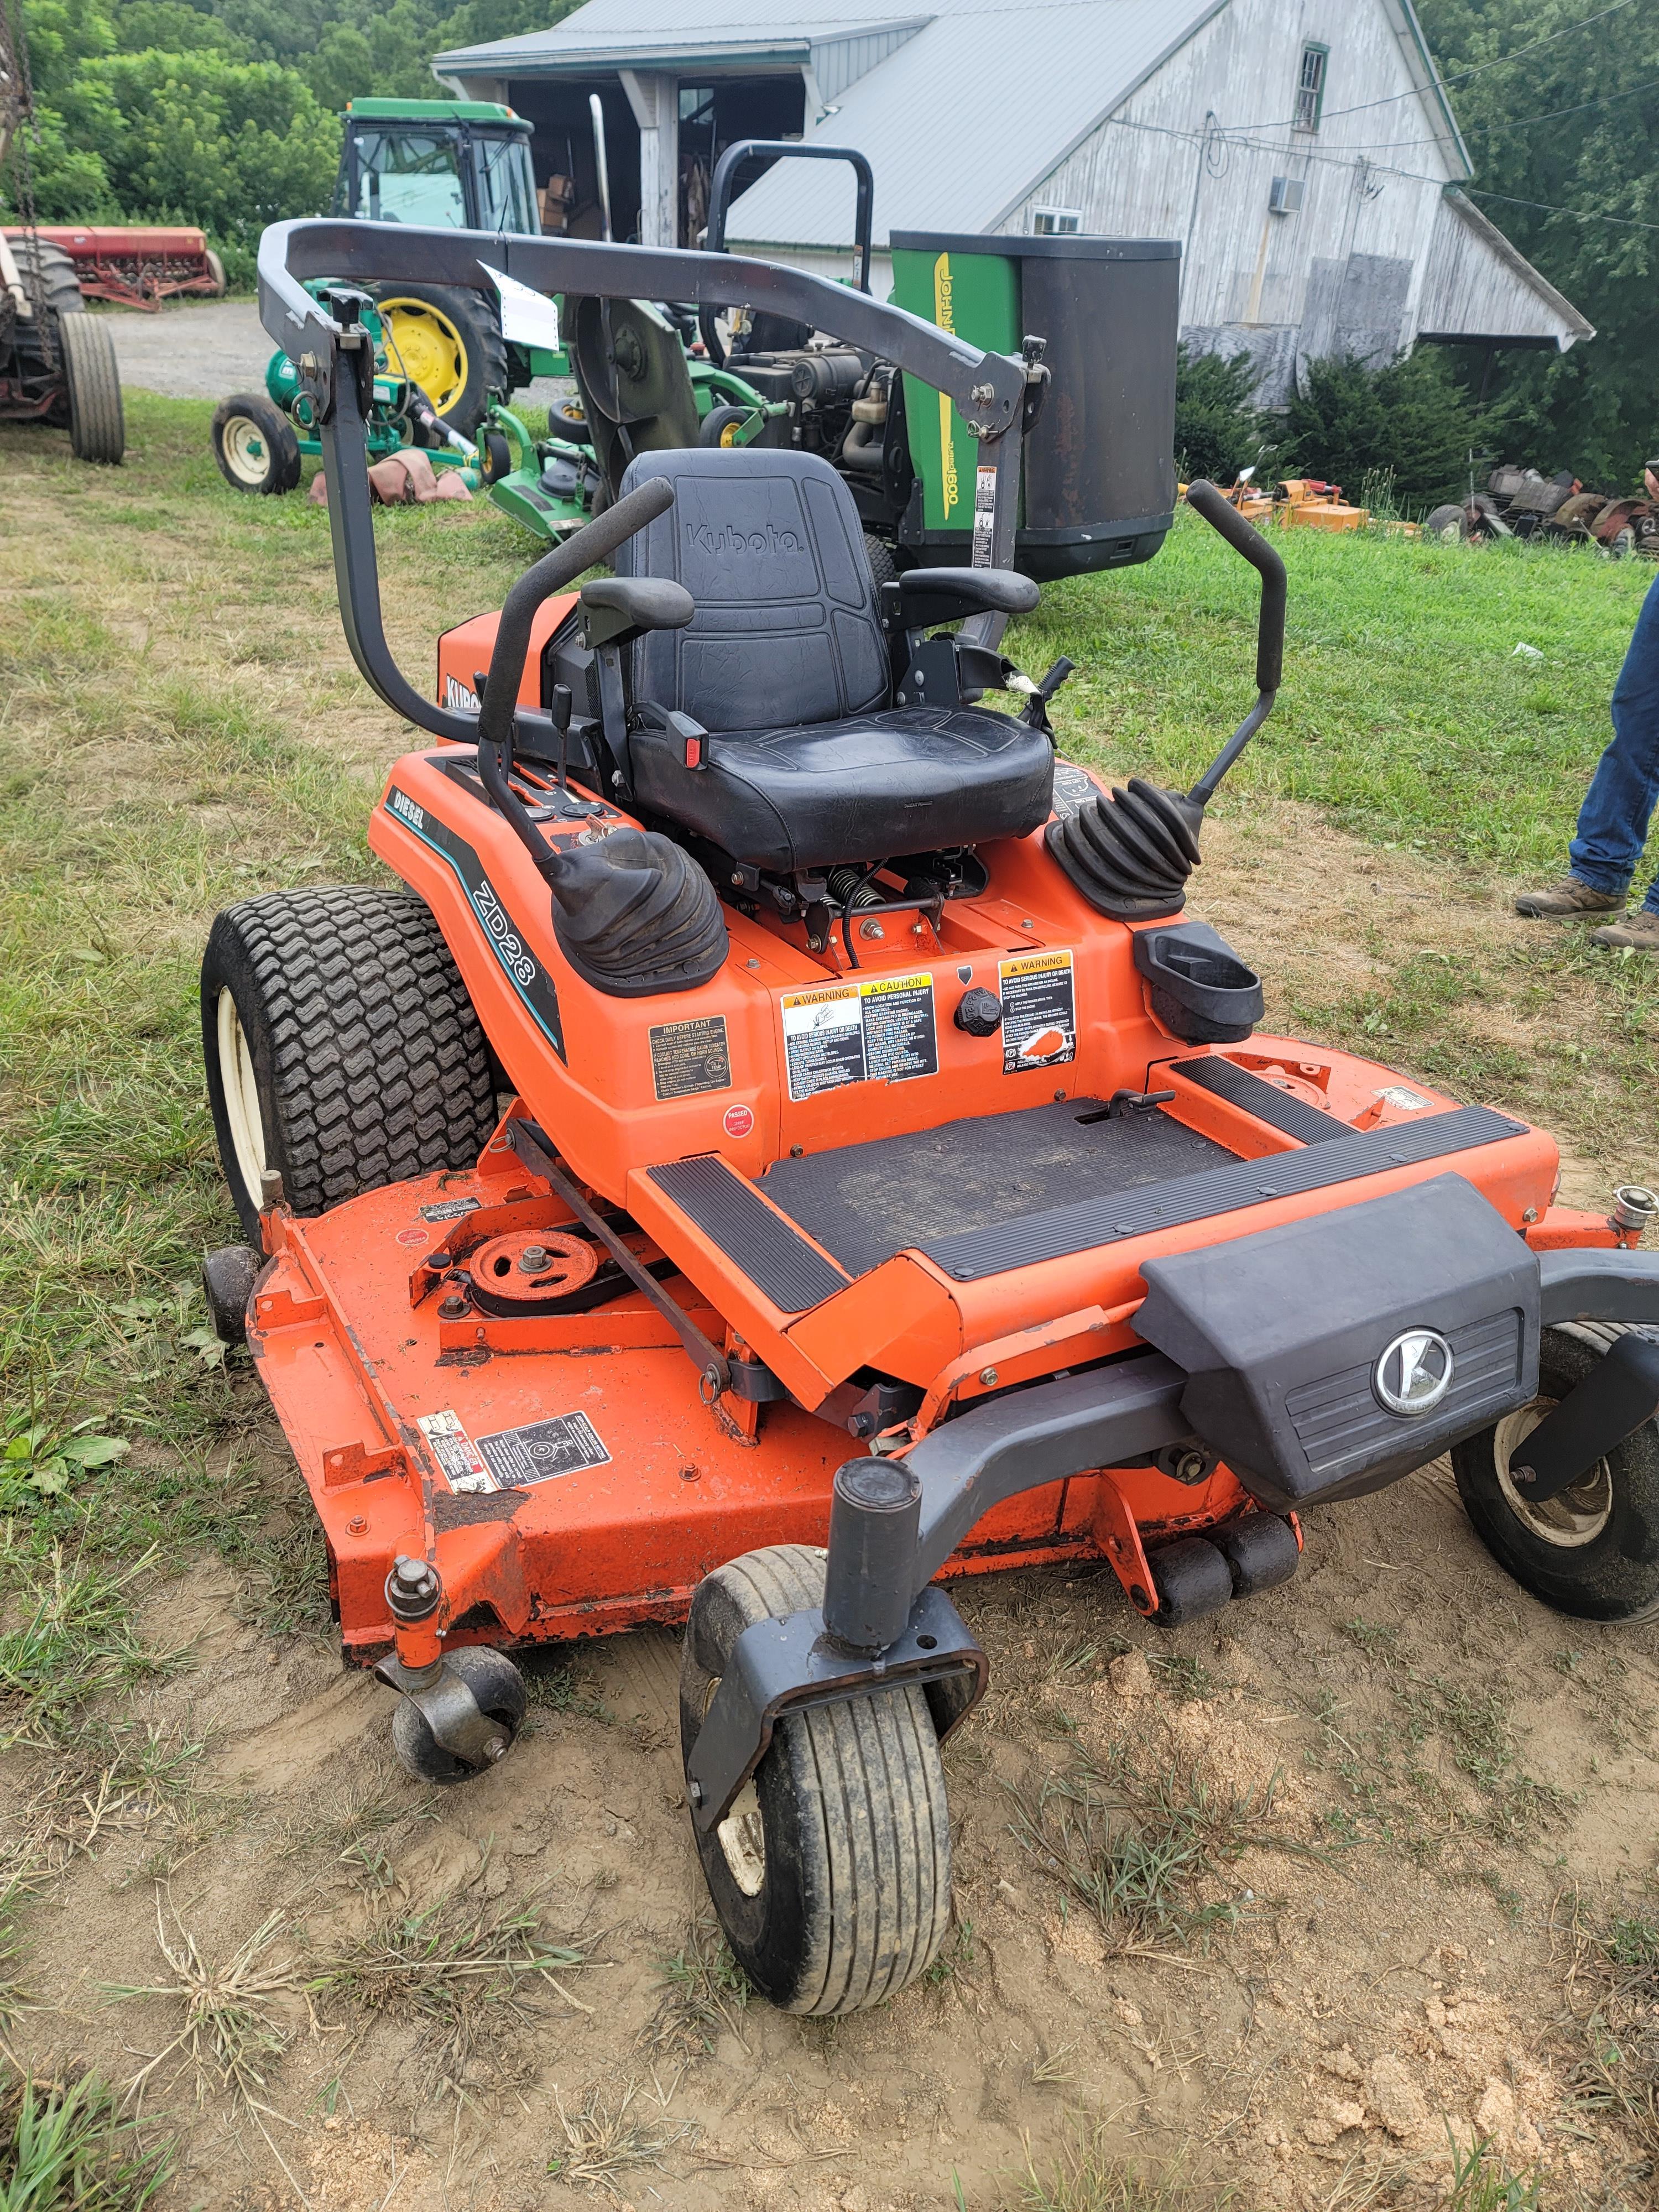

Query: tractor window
left=349, top=132, right=467, bottom=227
left=475, top=133, right=539, bottom=234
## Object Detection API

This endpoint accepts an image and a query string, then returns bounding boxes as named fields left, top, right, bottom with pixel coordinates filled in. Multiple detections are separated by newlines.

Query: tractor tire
left=679, top=1544, right=951, bottom=2015
left=369, top=283, right=507, bottom=439
left=211, top=393, right=301, bottom=496
left=200, top=886, right=497, bottom=1243
left=698, top=404, right=752, bottom=448
left=1424, top=504, right=1468, bottom=543
left=863, top=532, right=900, bottom=588
left=8, top=236, right=83, bottom=318
left=1451, top=1323, right=1659, bottom=1625
left=58, top=312, right=124, bottom=464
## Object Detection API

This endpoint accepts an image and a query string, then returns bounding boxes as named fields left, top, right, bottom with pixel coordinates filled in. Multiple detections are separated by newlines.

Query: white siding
left=1419, top=191, right=1591, bottom=348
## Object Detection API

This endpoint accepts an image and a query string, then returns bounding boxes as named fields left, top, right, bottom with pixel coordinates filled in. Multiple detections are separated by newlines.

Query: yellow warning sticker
left=781, top=972, right=938, bottom=1100
left=998, top=949, right=1076, bottom=1074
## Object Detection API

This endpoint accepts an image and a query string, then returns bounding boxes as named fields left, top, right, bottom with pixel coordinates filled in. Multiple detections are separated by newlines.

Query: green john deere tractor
left=340, top=98, right=555, bottom=436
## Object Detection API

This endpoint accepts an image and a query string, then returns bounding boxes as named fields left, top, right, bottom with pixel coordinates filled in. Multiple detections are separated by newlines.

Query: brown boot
left=1514, top=877, right=1625, bottom=919
left=1590, top=911, right=1659, bottom=951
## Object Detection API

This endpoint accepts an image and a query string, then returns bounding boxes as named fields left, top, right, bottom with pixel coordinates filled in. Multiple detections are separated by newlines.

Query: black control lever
left=1182, top=479, right=1287, bottom=807
left=477, top=476, right=675, bottom=876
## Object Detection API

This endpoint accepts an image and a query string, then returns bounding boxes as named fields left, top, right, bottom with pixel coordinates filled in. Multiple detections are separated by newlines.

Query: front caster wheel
left=679, top=1545, right=951, bottom=2015
left=390, top=1646, right=527, bottom=1785
left=1452, top=1323, right=1659, bottom=1624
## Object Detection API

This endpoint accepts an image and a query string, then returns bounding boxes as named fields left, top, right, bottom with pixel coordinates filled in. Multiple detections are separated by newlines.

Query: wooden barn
left=434, top=0, right=1592, bottom=397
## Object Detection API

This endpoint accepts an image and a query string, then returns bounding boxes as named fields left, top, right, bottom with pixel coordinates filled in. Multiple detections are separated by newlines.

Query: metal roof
left=435, top=5, right=930, bottom=74
left=726, top=0, right=1225, bottom=247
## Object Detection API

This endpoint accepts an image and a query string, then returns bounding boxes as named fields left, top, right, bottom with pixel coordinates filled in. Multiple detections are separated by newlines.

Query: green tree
left=1418, top=0, right=1659, bottom=487
left=74, top=50, right=340, bottom=248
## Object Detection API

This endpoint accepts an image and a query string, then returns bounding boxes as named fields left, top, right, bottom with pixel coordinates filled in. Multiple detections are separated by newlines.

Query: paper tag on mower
left=418, top=1409, right=496, bottom=1493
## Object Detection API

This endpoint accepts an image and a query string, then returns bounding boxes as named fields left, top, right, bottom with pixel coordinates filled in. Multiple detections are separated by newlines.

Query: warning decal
left=1050, top=760, right=1104, bottom=821
left=649, top=1014, right=732, bottom=1101
left=999, top=950, right=1077, bottom=1075
left=475, top=1412, right=611, bottom=1489
left=781, top=973, right=938, bottom=1102
left=418, top=1408, right=494, bottom=1494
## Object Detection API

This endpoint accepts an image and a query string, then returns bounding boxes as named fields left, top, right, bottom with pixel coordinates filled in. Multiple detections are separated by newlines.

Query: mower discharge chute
left=202, top=215, right=1659, bottom=2017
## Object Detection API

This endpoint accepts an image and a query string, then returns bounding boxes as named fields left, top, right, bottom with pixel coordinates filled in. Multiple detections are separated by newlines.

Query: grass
left=1009, top=1747, right=1299, bottom=1952
left=1558, top=1890, right=1659, bottom=2166
left=0, top=2067, right=173, bottom=2211
left=1031, top=514, right=1653, bottom=881
left=546, top=2079, right=695, bottom=2198
left=106, top=1896, right=305, bottom=2110
left=1006, top=2124, right=1219, bottom=2210
left=645, top=1913, right=751, bottom=2055
left=309, top=1887, right=599, bottom=2095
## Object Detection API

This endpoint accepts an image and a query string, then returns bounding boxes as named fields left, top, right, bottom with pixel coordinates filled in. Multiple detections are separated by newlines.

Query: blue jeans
left=1570, top=569, right=1659, bottom=913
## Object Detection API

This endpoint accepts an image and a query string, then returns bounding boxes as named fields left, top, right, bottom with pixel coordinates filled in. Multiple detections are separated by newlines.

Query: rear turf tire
left=201, top=886, right=497, bottom=1242
left=1451, top=1323, right=1659, bottom=1624
left=211, top=393, right=300, bottom=495
left=679, top=1544, right=951, bottom=2015
left=1425, top=504, right=1468, bottom=543
left=58, top=312, right=124, bottom=464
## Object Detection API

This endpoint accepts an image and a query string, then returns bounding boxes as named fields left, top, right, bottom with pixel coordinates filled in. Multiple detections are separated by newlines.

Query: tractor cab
left=333, top=100, right=541, bottom=237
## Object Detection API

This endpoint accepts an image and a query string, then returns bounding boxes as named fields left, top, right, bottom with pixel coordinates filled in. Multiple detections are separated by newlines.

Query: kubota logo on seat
left=686, top=521, right=802, bottom=557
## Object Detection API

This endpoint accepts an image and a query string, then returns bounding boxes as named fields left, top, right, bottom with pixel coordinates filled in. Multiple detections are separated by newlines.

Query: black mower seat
left=615, top=447, right=1053, bottom=874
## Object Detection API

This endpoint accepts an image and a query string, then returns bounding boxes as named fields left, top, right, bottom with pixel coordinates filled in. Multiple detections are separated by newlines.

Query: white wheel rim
left=717, top=1779, right=766, bottom=1896
left=221, top=416, right=272, bottom=486
left=216, top=987, right=267, bottom=1202
left=1494, top=1399, right=1613, bottom=1548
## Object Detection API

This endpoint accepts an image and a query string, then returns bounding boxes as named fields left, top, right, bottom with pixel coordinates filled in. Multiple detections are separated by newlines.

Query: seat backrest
left=615, top=448, right=890, bottom=733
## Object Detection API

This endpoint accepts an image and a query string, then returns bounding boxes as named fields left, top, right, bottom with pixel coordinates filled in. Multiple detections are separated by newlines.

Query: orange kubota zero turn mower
left=203, top=217, right=1659, bottom=2016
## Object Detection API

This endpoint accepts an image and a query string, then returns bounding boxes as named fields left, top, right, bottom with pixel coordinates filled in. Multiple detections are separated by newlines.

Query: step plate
left=920, top=1104, right=1527, bottom=1282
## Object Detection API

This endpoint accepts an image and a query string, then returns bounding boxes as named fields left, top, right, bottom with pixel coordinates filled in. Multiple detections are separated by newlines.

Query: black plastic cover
left=1134, top=920, right=1264, bottom=1043
left=1134, top=1174, right=1540, bottom=1510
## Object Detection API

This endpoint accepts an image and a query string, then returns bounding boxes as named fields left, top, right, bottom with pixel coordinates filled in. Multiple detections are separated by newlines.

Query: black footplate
left=1134, top=1173, right=1540, bottom=1511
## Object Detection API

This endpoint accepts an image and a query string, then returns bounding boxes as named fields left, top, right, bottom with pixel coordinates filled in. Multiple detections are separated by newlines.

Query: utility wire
left=1228, top=0, right=1641, bottom=133
left=1464, top=186, right=1659, bottom=232
left=1321, top=72, right=1659, bottom=155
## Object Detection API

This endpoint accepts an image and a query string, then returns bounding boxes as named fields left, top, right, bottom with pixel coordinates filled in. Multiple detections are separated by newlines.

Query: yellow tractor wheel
left=368, top=284, right=507, bottom=438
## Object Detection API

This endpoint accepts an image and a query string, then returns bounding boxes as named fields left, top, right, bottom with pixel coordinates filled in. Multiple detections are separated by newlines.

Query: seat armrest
left=581, top=576, right=696, bottom=649
left=896, top=566, right=1039, bottom=630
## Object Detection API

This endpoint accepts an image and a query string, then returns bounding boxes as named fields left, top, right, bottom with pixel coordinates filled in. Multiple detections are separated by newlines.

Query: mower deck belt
left=919, top=1103, right=1526, bottom=1281
left=760, top=1097, right=1234, bottom=1279
left=649, top=1156, right=851, bottom=1313
left=1170, top=1055, right=1349, bottom=1144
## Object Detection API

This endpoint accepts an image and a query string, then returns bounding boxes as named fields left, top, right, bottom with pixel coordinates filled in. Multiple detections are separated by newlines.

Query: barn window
left=1295, top=44, right=1328, bottom=133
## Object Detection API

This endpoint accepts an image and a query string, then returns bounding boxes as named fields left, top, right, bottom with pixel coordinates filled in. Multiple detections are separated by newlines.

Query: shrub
left=1282, top=348, right=1478, bottom=509
left=1174, top=345, right=1269, bottom=486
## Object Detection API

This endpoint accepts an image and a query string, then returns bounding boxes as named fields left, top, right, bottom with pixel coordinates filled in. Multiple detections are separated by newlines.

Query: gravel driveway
left=105, top=296, right=565, bottom=408
left=103, top=299, right=273, bottom=399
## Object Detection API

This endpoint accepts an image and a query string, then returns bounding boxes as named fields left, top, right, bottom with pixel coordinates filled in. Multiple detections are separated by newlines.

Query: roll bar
left=257, top=218, right=1031, bottom=745
left=700, top=140, right=873, bottom=362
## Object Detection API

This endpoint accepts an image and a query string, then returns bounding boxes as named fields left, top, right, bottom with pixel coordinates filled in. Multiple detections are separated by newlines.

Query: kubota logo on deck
left=686, top=521, right=802, bottom=557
